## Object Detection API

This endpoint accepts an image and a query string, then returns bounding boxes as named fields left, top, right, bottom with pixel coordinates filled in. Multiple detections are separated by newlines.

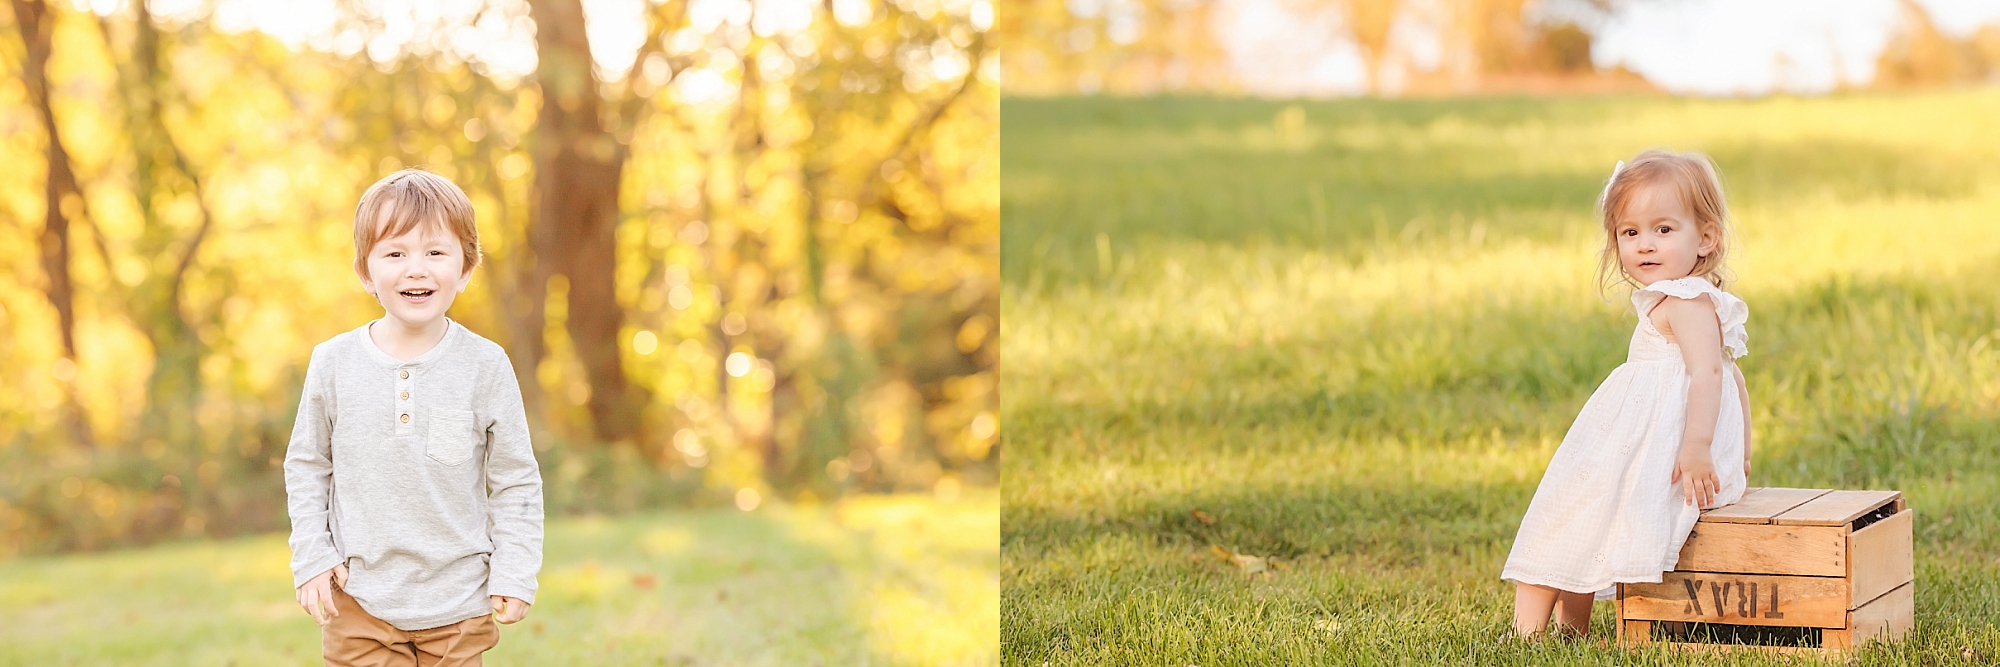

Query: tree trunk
left=1334, top=0, right=1401, bottom=94
left=527, top=0, right=645, bottom=444
left=13, top=0, right=93, bottom=448
left=98, top=2, right=213, bottom=449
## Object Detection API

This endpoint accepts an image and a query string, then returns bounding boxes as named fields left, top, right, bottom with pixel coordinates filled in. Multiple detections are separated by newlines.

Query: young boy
left=285, top=168, right=543, bottom=666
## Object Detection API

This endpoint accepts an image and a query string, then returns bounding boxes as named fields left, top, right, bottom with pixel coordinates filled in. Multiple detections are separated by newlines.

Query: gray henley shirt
left=284, top=319, right=544, bottom=631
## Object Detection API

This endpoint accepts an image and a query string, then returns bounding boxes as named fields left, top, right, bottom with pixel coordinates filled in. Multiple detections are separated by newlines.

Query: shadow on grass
left=1002, top=96, right=1989, bottom=293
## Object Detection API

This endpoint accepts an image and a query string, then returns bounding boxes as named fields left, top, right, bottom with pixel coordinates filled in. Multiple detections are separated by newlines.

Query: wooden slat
left=1700, top=488, right=1831, bottom=524
left=1622, top=582, right=1914, bottom=654
left=1848, top=509, right=1916, bottom=607
left=1620, top=572, right=1848, bottom=628
left=1772, top=490, right=1901, bottom=527
left=1615, top=588, right=1625, bottom=633
left=1675, top=522, right=1846, bottom=576
left=1620, top=619, right=1650, bottom=646
left=1848, top=581, right=1916, bottom=646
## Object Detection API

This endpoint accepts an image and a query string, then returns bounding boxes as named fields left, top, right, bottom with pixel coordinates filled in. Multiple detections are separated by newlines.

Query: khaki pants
left=323, top=585, right=498, bottom=667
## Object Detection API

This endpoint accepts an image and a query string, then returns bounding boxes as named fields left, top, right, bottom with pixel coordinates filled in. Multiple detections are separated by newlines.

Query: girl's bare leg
left=1552, top=589, right=1595, bottom=637
left=1512, top=583, right=1559, bottom=636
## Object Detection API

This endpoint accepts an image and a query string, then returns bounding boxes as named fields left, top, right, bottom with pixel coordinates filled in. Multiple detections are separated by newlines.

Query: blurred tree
left=1876, top=0, right=1966, bottom=86
left=1000, top=0, right=2000, bottom=97
left=1452, top=0, right=1590, bottom=75
left=94, top=0, right=217, bottom=454
left=8, top=0, right=91, bottom=449
left=0, top=0, right=997, bottom=555
left=778, top=2, right=994, bottom=491
left=1326, top=0, right=1398, bottom=93
left=1416, top=0, right=1620, bottom=94
left=998, top=0, right=1232, bottom=94
left=1000, top=0, right=1647, bottom=96
left=521, top=0, right=655, bottom=445
left=1873, top=0, right=2000, bottom=88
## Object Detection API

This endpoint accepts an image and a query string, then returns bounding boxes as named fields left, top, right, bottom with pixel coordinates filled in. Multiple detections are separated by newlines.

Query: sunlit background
left=1004, top=0, right=2000, bottom=96
left=1, top=0, right=996, bottom=662
left=999, top=0, right=2000, bottom=663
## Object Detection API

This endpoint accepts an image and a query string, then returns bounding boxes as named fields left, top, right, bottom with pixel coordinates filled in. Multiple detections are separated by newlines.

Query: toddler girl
left=1500, top=149, right=1752, bottom=639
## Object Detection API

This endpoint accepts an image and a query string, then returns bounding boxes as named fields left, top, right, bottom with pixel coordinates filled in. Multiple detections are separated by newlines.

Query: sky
left=1217, top=0, right=2000, bottom=96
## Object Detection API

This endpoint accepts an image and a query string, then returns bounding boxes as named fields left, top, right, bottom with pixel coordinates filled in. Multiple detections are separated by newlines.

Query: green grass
left=0, top=492, right=997, bottom=666
left=1000, top=90, right=2000, bottom=665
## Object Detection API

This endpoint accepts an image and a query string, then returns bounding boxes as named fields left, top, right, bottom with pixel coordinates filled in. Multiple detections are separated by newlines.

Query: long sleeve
left=284, top=346, right=344, bottom=589
left=290, top=322, right=544, bottom=630
left=481, top=357, right=543, bottom=603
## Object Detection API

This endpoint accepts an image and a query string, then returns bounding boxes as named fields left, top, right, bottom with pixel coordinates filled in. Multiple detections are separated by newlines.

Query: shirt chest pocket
left=426, top=410, right=478, bottom=466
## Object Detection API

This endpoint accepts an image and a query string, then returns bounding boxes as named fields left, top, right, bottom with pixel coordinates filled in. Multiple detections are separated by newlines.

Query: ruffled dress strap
left=1631, top=277, right=1749, bottom=359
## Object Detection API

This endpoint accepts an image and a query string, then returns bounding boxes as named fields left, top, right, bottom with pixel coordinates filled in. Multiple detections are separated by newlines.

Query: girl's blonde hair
left=1595, top=148, right=1734, bottom=293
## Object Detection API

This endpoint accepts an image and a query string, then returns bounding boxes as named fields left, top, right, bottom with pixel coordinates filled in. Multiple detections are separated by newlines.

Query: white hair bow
left=1599, top=160, right=1626, bottom=207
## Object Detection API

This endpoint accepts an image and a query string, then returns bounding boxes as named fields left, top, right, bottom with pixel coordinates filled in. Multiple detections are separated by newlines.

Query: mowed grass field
left=1001, top=91, right=2000, bottom=665
left=0, top=492, right=997, bottom=666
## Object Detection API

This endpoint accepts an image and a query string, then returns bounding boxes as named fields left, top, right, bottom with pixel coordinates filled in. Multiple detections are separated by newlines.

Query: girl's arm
left=1662, top=294, right=1726, bottom=508
left=1733, top=362, right=1751, bottom=474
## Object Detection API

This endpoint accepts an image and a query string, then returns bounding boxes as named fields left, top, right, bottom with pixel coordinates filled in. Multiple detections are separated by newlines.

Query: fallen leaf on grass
left=1191, top=509, right=1217, bottom=525
left=1210, top=545, right=1271, bottom=577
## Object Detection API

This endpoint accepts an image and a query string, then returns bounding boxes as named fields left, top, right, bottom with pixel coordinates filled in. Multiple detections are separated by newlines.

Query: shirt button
left=400, top=414, right=410, bottom=423
left=399, top=370, right=409, bottom=380
left=400, top=391, right=410, bottom=400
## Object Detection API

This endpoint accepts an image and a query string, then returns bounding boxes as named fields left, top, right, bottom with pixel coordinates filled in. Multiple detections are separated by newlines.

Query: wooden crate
left=1617, top=487, right=1914, bottom=653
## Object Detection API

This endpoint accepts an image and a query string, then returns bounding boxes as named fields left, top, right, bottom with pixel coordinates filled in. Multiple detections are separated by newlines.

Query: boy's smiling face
left=356, top=202, right=472, bottom=331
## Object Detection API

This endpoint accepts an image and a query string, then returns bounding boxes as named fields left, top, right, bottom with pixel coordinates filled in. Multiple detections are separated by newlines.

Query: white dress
left=1501, top=276, right=1750, bottom=600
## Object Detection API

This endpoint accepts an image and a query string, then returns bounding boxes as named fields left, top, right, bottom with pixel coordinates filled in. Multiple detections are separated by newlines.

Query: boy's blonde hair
left=353, top=168, right=481, bottom=279
left=1595, top=148, right=1734, bottom=292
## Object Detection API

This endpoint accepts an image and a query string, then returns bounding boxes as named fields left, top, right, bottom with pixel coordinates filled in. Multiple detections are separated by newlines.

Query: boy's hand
left=1671, top=445, right=1719, bottom=508
left=491, top=595, right=529, bottom=624
left=296, top=563, right=350, bottom=626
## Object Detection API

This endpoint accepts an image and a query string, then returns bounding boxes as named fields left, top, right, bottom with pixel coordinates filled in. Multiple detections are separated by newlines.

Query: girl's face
left=1613, top=180, right=1714, bottom=286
